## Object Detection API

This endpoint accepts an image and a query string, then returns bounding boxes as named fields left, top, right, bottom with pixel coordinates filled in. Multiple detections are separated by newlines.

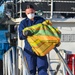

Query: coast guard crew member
left=19, top=4, right=48, bottom=75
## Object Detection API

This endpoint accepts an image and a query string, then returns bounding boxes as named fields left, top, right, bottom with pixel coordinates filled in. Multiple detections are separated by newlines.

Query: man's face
left=25, top=8, right=35, bottom=16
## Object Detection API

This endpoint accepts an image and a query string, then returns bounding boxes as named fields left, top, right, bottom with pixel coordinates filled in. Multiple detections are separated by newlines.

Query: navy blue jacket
left=19, top=16, right=45, bottom=54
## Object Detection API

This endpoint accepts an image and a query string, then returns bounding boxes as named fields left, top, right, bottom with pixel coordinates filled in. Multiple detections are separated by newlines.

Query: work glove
left=55, top=42, right=61, bottom=47
left=23, top=30, right=33, bottom=37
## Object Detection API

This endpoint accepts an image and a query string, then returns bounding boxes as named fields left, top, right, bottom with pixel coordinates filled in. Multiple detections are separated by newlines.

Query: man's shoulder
left=21, top=18, right=28, bottom=23
left=19, top=18, right=28, bottom=27
left=35, top=16, right=45, bottom=20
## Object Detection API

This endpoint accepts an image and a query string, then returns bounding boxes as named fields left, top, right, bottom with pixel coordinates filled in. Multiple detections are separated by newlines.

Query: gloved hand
left=55, top=42, right=61, bottom=47
left=23, top=30, right=33, bottom=37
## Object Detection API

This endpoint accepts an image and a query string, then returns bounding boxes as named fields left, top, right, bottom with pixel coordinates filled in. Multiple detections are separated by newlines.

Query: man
left=19, top=5, right=48, bottom=75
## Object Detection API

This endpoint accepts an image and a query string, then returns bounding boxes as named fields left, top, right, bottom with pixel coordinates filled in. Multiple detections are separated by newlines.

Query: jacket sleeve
left=18, top=21, right=26, bottom=40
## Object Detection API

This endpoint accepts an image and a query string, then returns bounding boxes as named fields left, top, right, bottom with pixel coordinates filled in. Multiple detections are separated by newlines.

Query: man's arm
left=18, top=21, right=26, bottom=40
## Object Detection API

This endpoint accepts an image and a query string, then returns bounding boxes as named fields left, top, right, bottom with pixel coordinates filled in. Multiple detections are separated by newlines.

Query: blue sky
left=0, top=4, right=4, bottom=12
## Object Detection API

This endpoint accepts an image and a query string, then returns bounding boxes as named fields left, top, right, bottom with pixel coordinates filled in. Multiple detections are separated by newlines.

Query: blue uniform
left=19, top=16, right=48, bottom=75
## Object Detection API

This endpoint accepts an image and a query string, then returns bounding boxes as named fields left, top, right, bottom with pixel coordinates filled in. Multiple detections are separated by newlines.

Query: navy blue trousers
left=24, top=50, right=48, bottom=75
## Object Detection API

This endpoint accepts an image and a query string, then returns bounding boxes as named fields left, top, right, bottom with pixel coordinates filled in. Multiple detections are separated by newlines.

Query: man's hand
left=55, top=42, right=61, bottom=47
left=23, top=30, right=33, bottom=37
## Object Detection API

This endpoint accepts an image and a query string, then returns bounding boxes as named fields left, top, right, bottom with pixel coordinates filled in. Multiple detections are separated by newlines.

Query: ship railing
left=17, top=0, right=53, bottom=19
left=21, top=0, right=51, bottom=2
left=54, top=48, right=73, bottom=75
left=3, top=46, right=30, bottom=75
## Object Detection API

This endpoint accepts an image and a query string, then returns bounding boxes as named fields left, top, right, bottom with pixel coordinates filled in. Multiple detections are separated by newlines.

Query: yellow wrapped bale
left=23, top=20, right=61, bottom=56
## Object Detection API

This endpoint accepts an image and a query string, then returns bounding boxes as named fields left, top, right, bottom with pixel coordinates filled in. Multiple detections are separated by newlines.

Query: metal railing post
left=50, top=0, right=53, bottom=19
left=15, top=47, right=18, bottom=75
left=3, top=55, right=5, bottom=75
left=5, top=53, right=8, bottom=75
left=8, top=52, right=11, bottom=75
left=8, top=51, right=13, bottom=75
left=20, top=0, right=22, bottom=18
left=12, top=47, right=16, bottom=75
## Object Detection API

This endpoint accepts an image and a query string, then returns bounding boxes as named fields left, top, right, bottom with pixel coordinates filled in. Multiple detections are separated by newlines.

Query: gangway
left=3, top=46, right=30, bottom=75
left=3, top=46, right=73, bottom=75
